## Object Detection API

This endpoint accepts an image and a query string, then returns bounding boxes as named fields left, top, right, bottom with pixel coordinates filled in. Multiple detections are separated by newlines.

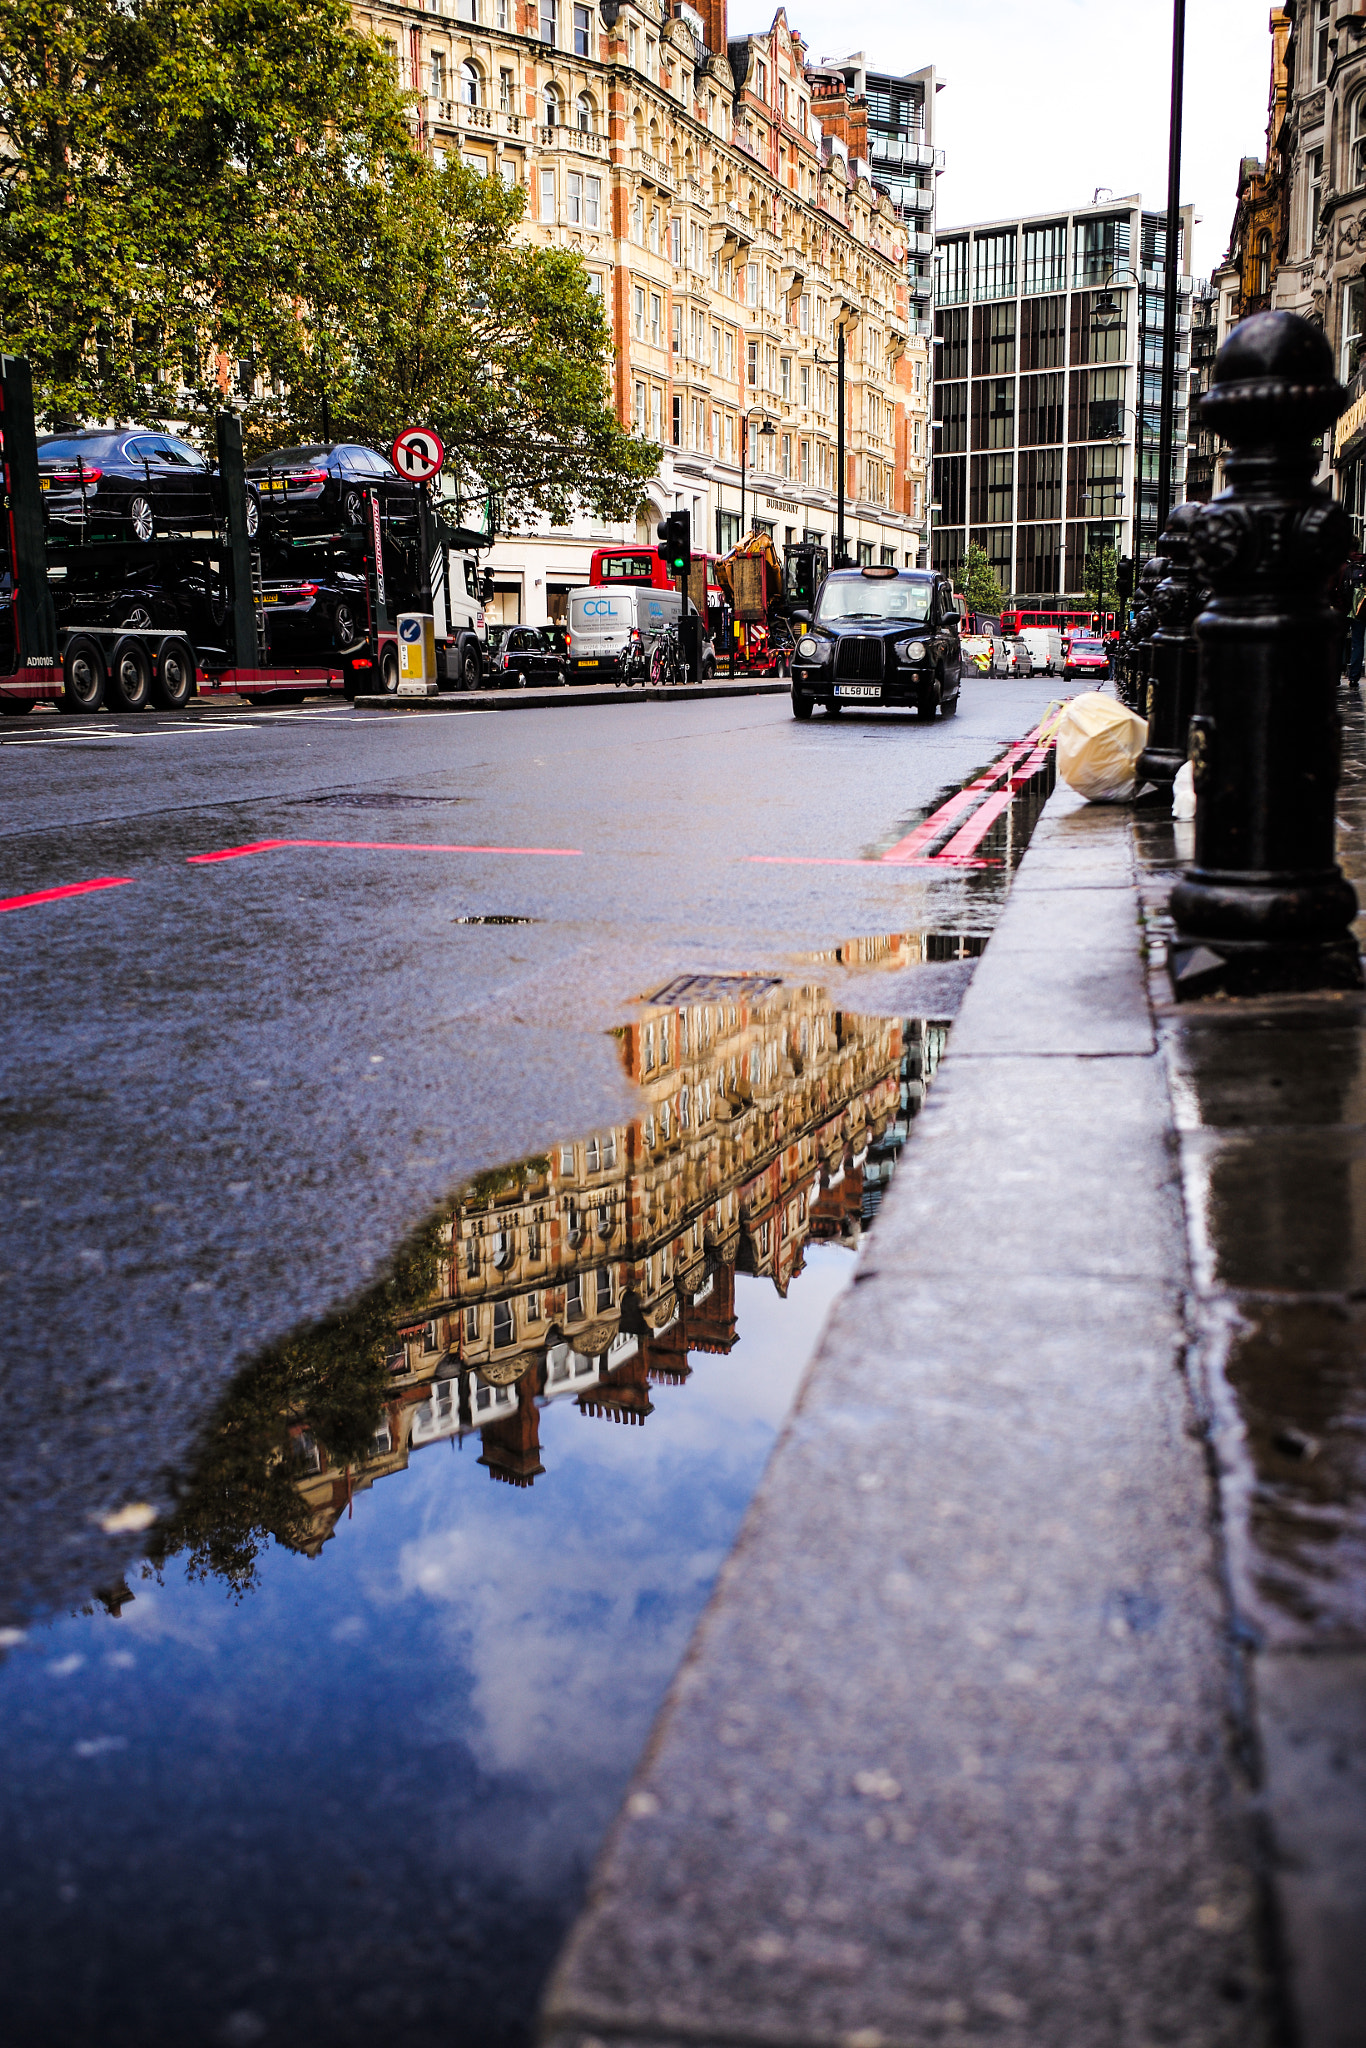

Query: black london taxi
left=789, top=565, right=963, bottom=720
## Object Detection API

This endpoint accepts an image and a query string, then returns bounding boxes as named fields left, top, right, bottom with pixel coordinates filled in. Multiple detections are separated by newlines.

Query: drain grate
left=290, top=792, right=468, bottom=809
left=453, top=915, right=539, bottom=925
left=648, top=972, right=782, bottom=1006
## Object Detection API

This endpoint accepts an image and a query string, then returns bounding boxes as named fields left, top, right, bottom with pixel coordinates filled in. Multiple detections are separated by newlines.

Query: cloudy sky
left=736, top=0, right=1273, bottom=279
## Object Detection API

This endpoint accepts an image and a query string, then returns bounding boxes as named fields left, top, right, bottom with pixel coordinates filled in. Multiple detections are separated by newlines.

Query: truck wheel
left=459, top=643, right=481, bottom=691
left=380, top=645, right=399, bottom=693
left=62, top=636, right=106, bottom=712
left=152, top=638, right=195, bottom=710
left=107, top=638, right=153, bottom=711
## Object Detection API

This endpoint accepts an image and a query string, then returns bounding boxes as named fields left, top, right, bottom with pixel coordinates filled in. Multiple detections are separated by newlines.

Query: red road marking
left=0, top=877, right=135, bottom=915
left=750, top=728, right=1051, bottom=871
left=933, top=787, right=1016, bottom=863
left=187, top=837, right=582, bottom=866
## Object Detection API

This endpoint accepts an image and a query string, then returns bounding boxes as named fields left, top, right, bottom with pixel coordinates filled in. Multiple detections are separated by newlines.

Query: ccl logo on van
left=580, top=600, right=619, bottom=617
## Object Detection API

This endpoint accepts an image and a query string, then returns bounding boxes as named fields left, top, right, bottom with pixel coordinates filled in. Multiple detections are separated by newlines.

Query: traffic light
left=1116, top=555, right=1135, bottom=602
left=657, top=510, right=691, bottom=578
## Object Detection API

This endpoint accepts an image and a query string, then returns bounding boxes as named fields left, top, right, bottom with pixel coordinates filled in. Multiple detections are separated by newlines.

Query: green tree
left=956, top=541, right=1005, bottom=615
left=148, top=1220, right=442, bottom=1596
left=1084, top=544, right=1118, bottom=611
left=0, top=0, right=655, bottom=519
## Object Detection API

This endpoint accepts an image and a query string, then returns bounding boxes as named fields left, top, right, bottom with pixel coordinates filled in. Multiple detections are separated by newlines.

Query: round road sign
left=391, top=426, right=445, bottom=482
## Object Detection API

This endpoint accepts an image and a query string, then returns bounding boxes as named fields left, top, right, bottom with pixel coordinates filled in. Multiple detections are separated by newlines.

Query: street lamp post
left=1157, top=0, right=1186, bottom=536
left=815, top=329, right=847, bottom=565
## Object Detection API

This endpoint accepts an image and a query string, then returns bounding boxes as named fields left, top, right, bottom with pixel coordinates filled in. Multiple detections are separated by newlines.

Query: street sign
left=391, top=427, right=445, bottom=482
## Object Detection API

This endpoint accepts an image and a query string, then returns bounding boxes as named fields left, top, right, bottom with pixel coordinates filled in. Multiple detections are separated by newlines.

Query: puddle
left=0, top=979, right=948, bottom=2048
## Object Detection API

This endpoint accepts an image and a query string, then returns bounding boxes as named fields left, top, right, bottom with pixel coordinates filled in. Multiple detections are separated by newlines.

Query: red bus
left=589, top=545, right=724, bottom=608
left=998, top=606, right=1121, bottom=638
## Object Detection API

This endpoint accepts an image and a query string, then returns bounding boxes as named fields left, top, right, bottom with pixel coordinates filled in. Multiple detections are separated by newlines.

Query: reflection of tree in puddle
left=152, top=979, right=949, bottom=1593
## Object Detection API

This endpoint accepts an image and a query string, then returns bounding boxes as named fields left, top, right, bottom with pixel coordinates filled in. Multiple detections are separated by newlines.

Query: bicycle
left=649, top=623, right=685, bottom=688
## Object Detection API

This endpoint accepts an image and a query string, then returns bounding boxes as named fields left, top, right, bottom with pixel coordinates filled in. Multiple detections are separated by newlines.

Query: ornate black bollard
left=1136, top=502, right=1202, bottom=793
left=1169, top=310, right=1362, bottom=997
left=1123, top=556, right=1164, bottom=714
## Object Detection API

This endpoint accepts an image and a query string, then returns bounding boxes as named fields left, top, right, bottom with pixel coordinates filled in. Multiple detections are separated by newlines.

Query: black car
left=258, top=565, right=367, bottom=654
left=50, top=554, right=229, bottom=655
left=245, top=444, right=418, bottom=533
left=37, top=430, right=259, bottom=543
left=789, top=566, right=963, bottom=721
left=492, top=626, right=566, bottom=688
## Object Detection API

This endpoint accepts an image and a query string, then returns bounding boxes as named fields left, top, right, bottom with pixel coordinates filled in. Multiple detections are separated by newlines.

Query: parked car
left=38, top=430, right=260, bottom=543
left=1007, top=635, right=1035, bottom=678
left=789, top=566, right=963, bottom=721
left=1064, top=632, right=1112, bottom=680
left=245, top=443, right=418, bottom=533
left=494, top=625, right=567, bottom=687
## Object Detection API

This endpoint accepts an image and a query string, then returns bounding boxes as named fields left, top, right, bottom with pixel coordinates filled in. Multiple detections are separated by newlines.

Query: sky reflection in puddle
left=0, top=973, right=950, bottom=2048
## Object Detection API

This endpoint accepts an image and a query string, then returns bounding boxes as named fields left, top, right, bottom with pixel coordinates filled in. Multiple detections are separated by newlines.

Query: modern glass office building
left=931, top=198, right=1195, bottom=600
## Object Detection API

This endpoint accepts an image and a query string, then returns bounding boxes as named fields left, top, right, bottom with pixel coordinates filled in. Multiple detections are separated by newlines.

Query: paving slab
left=353, top=679, right=789, bottom=712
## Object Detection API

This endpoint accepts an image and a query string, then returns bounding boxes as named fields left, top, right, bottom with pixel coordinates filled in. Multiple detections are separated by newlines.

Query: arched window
left=543, top=83, right=560, bottom=126
left=577, top=91, right=593, bottom=132
left=1253, top=230, right=1270, bottom=299
left=460, top=60, right=481, bottom=108
left=1352, top=94, right=1366, bottom=188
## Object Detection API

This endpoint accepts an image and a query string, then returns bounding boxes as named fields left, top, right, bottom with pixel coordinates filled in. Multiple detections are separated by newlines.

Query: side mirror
left=480, top=570, right=495, bottom=601
left=790, top=608, right=811, bottom=627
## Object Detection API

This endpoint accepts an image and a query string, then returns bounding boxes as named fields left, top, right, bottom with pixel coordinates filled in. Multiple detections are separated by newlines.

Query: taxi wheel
left=941, top=686, right=959, bottom=718
left=791, top=692, right=813, bottom=721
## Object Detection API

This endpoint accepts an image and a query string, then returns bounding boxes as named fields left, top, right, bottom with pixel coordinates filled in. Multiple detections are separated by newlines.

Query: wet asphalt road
left=0, top=681, right=1062, bottom=1619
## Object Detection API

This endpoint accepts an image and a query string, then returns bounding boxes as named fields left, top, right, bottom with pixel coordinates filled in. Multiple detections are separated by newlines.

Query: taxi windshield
left=814, top=576, right=932, bottom=624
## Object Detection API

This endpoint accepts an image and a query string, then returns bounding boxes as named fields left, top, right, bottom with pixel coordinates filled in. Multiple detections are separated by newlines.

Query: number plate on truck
left=835, top=684, right=881, bottom=699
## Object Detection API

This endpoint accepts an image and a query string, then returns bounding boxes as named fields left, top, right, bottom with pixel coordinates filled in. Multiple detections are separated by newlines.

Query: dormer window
left=754, top=58, right=767, bottom=98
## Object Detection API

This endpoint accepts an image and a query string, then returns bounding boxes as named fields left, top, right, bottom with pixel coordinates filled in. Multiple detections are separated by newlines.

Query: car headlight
left=894, top=637, right=927, bottom=663
left=796, top=635, right=828, bottom=663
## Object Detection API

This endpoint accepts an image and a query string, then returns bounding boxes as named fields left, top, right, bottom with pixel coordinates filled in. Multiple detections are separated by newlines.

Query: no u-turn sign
left=391, top=427, right=445, bottom=481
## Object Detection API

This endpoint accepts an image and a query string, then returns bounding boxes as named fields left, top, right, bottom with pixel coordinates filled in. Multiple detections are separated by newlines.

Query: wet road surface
left=0, top=682, right=1062, bottom=2046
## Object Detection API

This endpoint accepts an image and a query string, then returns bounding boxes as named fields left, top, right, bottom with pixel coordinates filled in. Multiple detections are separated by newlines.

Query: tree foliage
left=0, top=0, right=655, bottom=521
left=957, top=541, right=1005, bottom=614
left=1083, top=544, right=1118, bottom=610
left=148, top=1222, right=442, bottom=1596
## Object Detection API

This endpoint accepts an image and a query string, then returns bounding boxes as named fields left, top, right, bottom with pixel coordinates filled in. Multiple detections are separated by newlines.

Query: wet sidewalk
left=542, top=709, right=1366, bottom=2048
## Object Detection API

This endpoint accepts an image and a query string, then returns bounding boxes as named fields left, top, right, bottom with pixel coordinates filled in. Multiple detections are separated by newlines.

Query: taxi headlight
left=894, top=637, right=928, bottom=663
left=796, top=635, right=825, bottom=662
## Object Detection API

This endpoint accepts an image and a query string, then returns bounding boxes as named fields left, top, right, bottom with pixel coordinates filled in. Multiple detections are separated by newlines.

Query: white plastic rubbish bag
left=1172, top=759, right=1197, bottom=820
left=1054, top=692, right=1148, bottom=803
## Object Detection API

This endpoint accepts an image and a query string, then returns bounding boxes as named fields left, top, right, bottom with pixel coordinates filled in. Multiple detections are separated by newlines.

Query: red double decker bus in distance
left=999, top=604, right=1121, bottom=642
left=589, top=545, right=724, bottom=605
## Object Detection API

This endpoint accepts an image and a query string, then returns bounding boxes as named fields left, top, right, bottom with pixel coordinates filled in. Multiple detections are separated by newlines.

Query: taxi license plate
left=835, top=684, right=880, bottom=699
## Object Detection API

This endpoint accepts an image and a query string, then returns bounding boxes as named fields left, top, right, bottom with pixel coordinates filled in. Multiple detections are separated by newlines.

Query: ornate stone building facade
left=348, top=0, right=934, bottom=621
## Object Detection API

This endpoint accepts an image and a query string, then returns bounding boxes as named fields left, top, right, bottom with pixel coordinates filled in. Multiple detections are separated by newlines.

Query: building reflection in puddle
left=150, top=974, right=948, bottom=1587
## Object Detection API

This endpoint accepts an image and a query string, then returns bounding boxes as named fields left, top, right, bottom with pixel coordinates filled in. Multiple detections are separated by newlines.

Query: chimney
left=693, top=0, right=726, bottom=55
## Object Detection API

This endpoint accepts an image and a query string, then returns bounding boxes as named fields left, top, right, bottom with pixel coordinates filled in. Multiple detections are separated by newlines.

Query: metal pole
left=836, top=326, right=846, bottom=564
left=740, top=416, right=746, bottom=539
left=1157, top=0, right=1186, bottom=535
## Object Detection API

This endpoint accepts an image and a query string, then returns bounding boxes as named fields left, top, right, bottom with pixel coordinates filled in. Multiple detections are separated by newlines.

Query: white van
left=567, top=585, right=682, bottom=683
left=1018, top=626, right=1065, bottom=677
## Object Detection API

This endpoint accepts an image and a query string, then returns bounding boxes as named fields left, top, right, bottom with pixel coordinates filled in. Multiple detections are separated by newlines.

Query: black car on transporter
left=37, top=430, right=260, bottom=542
left=789, top=565, right=963, bottom=721
left=244, top=444, right=420, bottom=532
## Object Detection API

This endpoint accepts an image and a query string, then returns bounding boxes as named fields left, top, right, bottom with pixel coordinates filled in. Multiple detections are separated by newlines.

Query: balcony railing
left=631, top=147, right=675, bottom=191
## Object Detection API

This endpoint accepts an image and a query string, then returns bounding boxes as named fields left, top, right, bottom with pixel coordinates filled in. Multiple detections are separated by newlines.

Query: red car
left=1064, top=633, right=1111, bottom=680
